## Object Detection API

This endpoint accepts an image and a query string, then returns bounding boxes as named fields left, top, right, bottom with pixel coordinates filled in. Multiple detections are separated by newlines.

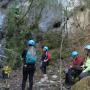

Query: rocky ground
left=0, top=61, right=70, bottom=90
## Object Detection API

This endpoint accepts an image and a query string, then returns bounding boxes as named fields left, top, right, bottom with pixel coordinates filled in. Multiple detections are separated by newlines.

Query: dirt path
left=0, top=61, right=69, bottom=90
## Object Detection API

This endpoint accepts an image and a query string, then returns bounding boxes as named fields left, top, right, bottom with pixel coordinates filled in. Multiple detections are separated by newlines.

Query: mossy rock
left=71, top=76, right=90, bottom=90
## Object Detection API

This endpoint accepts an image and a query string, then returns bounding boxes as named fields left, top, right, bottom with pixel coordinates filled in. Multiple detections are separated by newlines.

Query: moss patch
left=71, top=76, right=90, bottom=90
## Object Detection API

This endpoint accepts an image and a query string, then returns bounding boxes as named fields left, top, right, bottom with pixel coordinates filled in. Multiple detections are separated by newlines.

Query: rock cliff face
left=0, top=0, right=11, bottom=40
left=38, top=0, right=82, bottom=32
left=67, top=8, right=90, bottom=32
left=38, top=0, right=63, bottom=32
left=0, top=10, right=6, bottom=50
left=0, top=0, right=10, bottom=62
left=0, top=0, right=10, bottom=8
left=76, top=9, right=90, bottom=29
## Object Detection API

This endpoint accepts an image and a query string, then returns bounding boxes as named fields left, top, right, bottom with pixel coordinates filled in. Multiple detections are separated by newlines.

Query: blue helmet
left=43, top=46, right=48, bottom=51
left=28, top=40, right=35, bottom=46
left=71, top=51, right=79, bottom=57
left=84, top=45, right=90, bottom=50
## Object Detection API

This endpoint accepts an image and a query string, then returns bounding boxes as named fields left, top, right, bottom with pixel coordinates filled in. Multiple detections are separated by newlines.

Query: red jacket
left=72, top=56, right=83, bottom=66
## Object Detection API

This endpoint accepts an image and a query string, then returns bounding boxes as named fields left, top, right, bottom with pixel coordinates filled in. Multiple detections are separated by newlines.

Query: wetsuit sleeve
left=45, top=52, right=50, bottom=60
left=82, top=58, right=90, bottom=73
left=82, top=67, right=90, bottom=73
left=22, top=49, right=27, bottom=64
left=41, top=53, right=47, bottom=62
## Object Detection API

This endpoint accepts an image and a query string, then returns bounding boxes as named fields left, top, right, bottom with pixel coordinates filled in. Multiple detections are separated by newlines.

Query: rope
left=59, top=33, right=64, bottom=90
left=58, top=1, right=66, bottom=90
left=59, top=17, right=68, bottom=90
left=59, top=1, right=69, bottom=89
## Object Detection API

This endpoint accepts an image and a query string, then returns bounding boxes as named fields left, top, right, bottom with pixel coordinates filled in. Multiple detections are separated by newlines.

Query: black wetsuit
left=40, top=52, right=49, bottom=74
left=22, top=49, right=36, bottom=90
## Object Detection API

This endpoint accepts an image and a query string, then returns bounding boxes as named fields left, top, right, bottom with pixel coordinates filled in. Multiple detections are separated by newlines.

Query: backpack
left=26, top=49, right=37, bottom=64
left=46, top=51, right=51, bottom=61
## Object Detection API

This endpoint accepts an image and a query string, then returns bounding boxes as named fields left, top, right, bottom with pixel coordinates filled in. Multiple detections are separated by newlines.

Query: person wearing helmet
left=65, top=51, right=83, bottom=85
left=21, top=39, right=37, bottom=90
left=79, top=45, right=90, bottom=79
left=40, top=46, right=51, bottom=82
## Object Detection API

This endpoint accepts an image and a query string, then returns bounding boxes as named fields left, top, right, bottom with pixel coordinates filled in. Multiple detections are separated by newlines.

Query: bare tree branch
left=17, top=0, right=34, bottom=24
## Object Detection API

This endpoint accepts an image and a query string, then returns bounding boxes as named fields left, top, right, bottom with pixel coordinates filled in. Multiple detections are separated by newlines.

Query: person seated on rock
left=79, top=45, right=90, bottom=79
left=65, top=51, right=83, bottom=85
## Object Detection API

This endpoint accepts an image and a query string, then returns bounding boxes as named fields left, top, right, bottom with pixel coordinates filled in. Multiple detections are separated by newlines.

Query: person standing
left=40, top=46, right=51, bottom=82
left=22, top=40, right=37, bottom=90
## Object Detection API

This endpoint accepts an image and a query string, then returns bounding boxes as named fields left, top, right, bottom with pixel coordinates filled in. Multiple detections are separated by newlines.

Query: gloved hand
left=44, top=59, right=48, bottom=62
left=24, top=64, right=27, bottom=67
left=84, top=66, right=87, bottom=69
left=70, top=65, right=72, bottom=68
left=81, top=65, right=87, bottom=70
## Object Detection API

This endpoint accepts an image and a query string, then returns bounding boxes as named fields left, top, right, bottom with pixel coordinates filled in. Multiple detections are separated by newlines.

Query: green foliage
left=7, top=5, right=21, bottom=37
left=62, top=50, right=70, bottom=59
left=42, top=31, right=62, bottom=49
left=83, top=0, right=90, bottom=8
left=4, top=49, right=18, bottom=69
left=6, top=0, right=47, bottom=69
left=5, top=0, right=70, bottom=69
left=50, top=49, right=60, bottom=61
left=6, top=3, right=32, bottom=69
left=7, top=8, right=16, bottom=37
left=13, top=57, right=22, bottom=70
